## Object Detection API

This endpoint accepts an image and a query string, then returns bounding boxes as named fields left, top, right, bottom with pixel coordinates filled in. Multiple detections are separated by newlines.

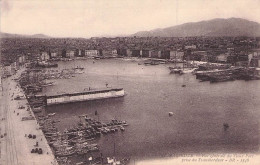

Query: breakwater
left=37, top=88, right=125, bottom=106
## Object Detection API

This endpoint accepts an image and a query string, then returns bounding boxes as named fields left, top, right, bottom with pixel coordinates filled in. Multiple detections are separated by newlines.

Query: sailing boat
left=105, top=134, right=121, bottom=165
left=169, top=50, right=182, bottom=74
left=74, top=64, right=85, bottom=74
left=169, top=51, right=196, bottom=75
left=72, top=60, right=85, bottom=74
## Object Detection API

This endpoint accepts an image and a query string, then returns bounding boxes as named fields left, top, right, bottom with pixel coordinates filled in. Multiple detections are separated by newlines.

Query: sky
left=1, top=0, right=260, bottom=38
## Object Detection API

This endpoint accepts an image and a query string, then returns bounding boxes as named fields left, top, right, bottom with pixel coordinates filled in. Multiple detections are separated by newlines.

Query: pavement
left=0, top=69, right=57, bottom=165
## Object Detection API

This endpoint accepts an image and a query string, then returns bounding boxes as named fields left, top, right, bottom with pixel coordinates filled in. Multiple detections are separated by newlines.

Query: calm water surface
left=42, top=59, right=260, bottom=162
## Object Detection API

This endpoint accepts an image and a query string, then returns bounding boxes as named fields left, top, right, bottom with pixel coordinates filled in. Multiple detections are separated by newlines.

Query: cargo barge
left=45, top=88, right=125, bottom=105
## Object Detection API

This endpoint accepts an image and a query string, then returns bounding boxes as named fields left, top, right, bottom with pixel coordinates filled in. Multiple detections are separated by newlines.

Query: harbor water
left=42, top=59, right=260, bottom=162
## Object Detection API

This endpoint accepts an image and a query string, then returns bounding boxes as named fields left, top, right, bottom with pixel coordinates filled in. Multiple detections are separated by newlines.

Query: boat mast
left=183, top=53, right=184, bottom=70
left=116, top=71, right=118, bottom=87
left=175, top=50, right=177, bottom=67
left=113, top=141, right=116, bottom=157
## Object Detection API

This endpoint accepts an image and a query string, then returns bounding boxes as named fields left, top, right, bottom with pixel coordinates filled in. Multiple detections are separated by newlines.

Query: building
left=50, top=52, right=58, bottom=58
left=150, top=50, right=161, bottom=58
left=66, top=50, right=75, bottom=58
left=207, top=55, right=217, bottom=63
left=41, top=52, right=50, bottom=61
left=185, top=45, right=197, bottom=49
left=3, top=65, right=12, bottom=77
left=40, top=52, right=50, bottom=61
left=235, top=61, right=249, bottom=67
left=3, top=62, right=19, bottom=76
left=216, top=53, right=229, bottom=63
left=252, top=49, right=260, bottom=58
left=170, top=51, right=176, bottom=59
left=161, top=50, right=170, bottom=59
left=250, top=58, right=260, bottom=67
left=237, top=54, right=248, bottom=61
left=126, top=49, right=132, bottom=57
left=102, top=49, right=118, bottom=57
left=227, top=55, right=237, bottom=64
left=85, top=50, right=99, bottom=57
left=111, top=49, right=118, bottom=57
left=141, top=50, right=150, bottom=58
left=18, top=55, right=26, bottom=64
left=61, top=49, right=67, bottom=58
left=117, top=49, right=127, bottom=57
left=189, top=51, right=207, bottom=61
left=131, top=50, right=141, bottom=57
left=75, top=49, right=84, bottom=57
left=11, top=62, right=19, bottom=72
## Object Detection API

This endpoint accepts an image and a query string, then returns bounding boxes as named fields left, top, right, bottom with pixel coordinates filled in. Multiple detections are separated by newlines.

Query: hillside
left=132, top=18, right=260, bottom=37
left=0, top=32, right=50, bottom=38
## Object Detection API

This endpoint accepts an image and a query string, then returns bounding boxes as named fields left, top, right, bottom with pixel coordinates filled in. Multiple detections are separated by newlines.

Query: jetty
left=42, top=88, right=125, bottom=106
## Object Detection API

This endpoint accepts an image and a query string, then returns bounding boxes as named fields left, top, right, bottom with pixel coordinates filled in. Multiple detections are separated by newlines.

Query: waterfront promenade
left=0, top=69, right=56, bottom=165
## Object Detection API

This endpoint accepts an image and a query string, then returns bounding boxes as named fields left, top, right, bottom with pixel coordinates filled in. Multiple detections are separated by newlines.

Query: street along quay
left=4, top=66, right=130, bottom=165
left=0, top=69, right=56, bottom=165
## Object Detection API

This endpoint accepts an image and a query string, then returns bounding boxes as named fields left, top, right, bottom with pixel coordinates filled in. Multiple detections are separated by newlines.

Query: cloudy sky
left=1, top=0, right=260, bottom=38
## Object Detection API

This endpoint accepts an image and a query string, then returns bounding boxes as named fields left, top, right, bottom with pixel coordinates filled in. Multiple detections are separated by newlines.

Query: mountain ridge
left=0, top=32, right=50, bottom=38
left=132, top=18, right=260, bottom=37
left=1, top=18, right=260, bottom=38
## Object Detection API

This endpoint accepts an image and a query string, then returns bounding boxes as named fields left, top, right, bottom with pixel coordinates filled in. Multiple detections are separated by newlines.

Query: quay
left=0, top=69, right=56, bottom=165
left=41, top=88, right=125, bottom=106
left=195, top=67, right=260, bottom=82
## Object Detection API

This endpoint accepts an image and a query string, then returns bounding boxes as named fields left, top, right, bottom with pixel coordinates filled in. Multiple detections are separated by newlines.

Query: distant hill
left=132, top=18, right=260, bottom=37
left=0, top=32, right=50, bottom=38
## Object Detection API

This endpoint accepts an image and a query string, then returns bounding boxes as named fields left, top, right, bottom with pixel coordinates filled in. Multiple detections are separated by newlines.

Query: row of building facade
left=41, top=49, right=185, bottom=60
left=2, top=49, right=260, bottom=79
left=39, top=48, right=260, bottom=67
